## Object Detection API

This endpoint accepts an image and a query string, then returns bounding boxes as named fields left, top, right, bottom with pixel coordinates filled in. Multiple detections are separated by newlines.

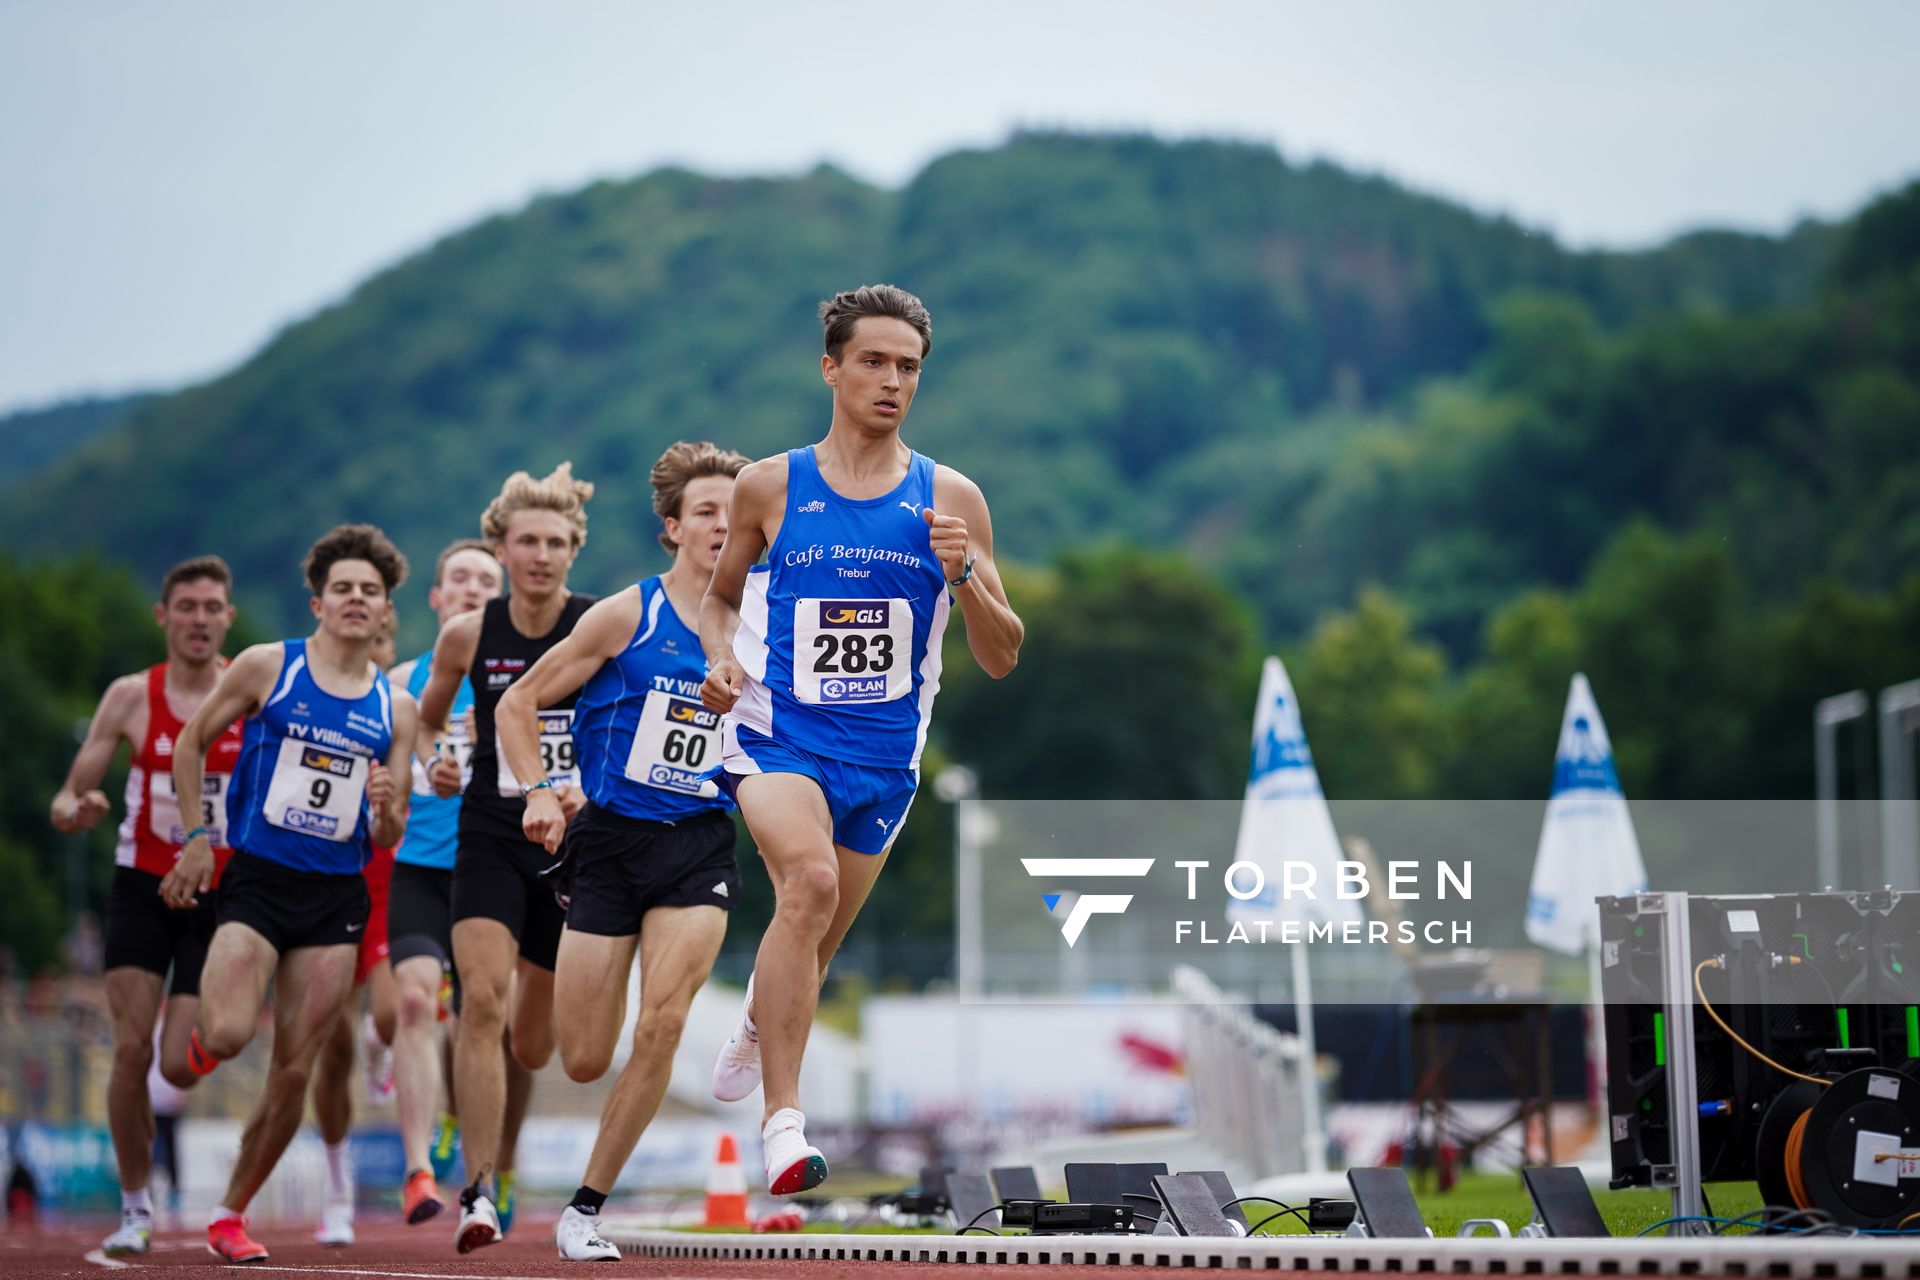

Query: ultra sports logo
left=1021, top=858, right=1156, bottom=947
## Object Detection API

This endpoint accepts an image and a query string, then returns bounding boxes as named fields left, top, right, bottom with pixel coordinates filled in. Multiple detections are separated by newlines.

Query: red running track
left=0, top=1213, right=1196, bottom=1280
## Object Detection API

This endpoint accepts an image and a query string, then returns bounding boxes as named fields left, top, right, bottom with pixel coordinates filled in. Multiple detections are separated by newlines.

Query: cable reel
left=1751, top=1069, right=1920, bottom=1229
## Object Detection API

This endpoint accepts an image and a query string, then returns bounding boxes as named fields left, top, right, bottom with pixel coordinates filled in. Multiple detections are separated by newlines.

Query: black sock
left=570, top=1186, right=607, bottom=1215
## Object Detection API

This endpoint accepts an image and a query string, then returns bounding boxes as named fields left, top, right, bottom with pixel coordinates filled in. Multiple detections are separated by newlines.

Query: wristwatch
left=949, top=554, right=977, bottom=588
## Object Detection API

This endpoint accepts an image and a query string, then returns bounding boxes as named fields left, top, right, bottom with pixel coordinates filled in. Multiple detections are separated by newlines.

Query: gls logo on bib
left=819, top=602, right=889, bottom=628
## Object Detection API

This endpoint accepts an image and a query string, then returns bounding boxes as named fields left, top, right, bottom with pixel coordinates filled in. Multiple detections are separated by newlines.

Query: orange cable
left=1692, top=959, right=1831, bottom=1089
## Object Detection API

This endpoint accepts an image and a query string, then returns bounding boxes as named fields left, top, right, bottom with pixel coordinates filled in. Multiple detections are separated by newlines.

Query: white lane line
left=82, top=1249, right=133, bottom=1269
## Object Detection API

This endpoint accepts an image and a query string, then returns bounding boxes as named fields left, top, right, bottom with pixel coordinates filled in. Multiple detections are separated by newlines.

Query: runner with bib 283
left=699, top=285, right=1024, bottom=1196
left=415, top=463, right=596, bottom=1254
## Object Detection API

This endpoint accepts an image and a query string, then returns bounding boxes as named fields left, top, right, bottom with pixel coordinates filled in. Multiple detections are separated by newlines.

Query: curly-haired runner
left=158, top=525, right=419, bottom=1264
left=415, top=463, right=599, bottom=1253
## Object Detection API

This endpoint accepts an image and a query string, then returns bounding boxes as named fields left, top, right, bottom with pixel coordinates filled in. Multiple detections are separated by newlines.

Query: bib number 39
left=497, top=710, right=578, bottom=798
left=262, top=739, right=367, bottom=843
left=793, top=598, right=911, bottom=705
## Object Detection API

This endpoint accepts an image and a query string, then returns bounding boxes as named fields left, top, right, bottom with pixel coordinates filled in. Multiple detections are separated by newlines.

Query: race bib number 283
left=792, top=598, right=911, bottom=705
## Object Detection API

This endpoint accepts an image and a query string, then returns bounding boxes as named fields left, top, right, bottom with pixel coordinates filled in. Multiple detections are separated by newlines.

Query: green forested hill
left=0, top=132, right=1854, bottom=649
left=0, top=391, right=153, bottom=489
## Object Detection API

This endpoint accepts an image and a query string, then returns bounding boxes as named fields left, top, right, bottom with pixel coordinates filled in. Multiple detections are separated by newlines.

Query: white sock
left=122, top=1187, right=152, bottom=1216
left=211, top=1204, right=242, bottom=1226
left=325, top=1140, right=353, bottom=1202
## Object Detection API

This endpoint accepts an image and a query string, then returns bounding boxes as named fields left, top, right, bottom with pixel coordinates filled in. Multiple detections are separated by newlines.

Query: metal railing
left=1173, top=964, right=1314, bottom=1181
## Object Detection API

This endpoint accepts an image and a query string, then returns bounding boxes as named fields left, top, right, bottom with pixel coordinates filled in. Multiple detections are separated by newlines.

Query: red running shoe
left=187, top=1028, right=220, bottom=1077
left=207, top=1215, right=268, bottom=1263
left=403, top=1169, right=444, bottom=1225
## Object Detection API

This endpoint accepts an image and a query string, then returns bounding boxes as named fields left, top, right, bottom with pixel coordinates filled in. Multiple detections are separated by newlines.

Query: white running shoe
left=101, top=1210, right=152, bottom=1256
left=315, top=1201, right=355, bottom=1247
left=363, top=1013, right=395, bottom=1106
left=711, top=973, right=761, bottom=1102
left=762, top=1106, right=828, bottom=1196
left=456, top=1186, right=502, bottom=1253
left=554, top=1205, right=620, bottom=1261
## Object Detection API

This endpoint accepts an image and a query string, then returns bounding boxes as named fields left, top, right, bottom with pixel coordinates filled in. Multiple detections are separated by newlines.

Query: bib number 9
left=792, top=598, right=912, bottom=705
left=262, top=739, right=367, bottom=842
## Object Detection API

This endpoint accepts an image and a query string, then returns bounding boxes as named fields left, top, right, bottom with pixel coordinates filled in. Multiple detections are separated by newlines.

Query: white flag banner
left=1525, top=673, right=1649, bottom=955
left=1228, top=656, right=1360, bottom=927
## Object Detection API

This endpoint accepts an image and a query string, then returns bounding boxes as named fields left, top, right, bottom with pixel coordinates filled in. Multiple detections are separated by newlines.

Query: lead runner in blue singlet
left=493, top=441, right=747, bottom=1262
left=700, top=285, right=1025, bottom=1195
left=159, top=524, right=419, bottom=1264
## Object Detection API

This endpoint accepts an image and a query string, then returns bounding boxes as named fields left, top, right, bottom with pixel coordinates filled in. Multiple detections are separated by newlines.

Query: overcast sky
left=2, top=0, right=1916, bottom=415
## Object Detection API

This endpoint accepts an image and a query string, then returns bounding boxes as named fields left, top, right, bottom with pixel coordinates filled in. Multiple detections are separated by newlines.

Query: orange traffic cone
left=703, top=1133, right=751, bottom=1228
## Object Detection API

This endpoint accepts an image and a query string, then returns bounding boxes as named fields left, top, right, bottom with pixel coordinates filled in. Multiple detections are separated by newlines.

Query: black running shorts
left=388, top=861, right=455, bottom=969
left=216, top=849, right=370, bottom=953
left=450, top=821, right=566, bottom=971
left=563, top=803, right=739, bottom=938
left=103, top=865, right=217, bottom=996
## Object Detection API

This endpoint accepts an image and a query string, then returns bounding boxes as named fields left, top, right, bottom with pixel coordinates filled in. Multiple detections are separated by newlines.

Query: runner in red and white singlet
left=50, top=556, right=244, bottom=1258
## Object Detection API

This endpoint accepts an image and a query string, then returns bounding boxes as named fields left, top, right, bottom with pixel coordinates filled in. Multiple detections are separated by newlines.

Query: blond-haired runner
left=50, top=557, right=243, bottom=1257
left=493, top=442, right=748, bottom=1261
left=416, top=463, right=597, bottom=1252
left=701, top=285, right=1023, bottom=1194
